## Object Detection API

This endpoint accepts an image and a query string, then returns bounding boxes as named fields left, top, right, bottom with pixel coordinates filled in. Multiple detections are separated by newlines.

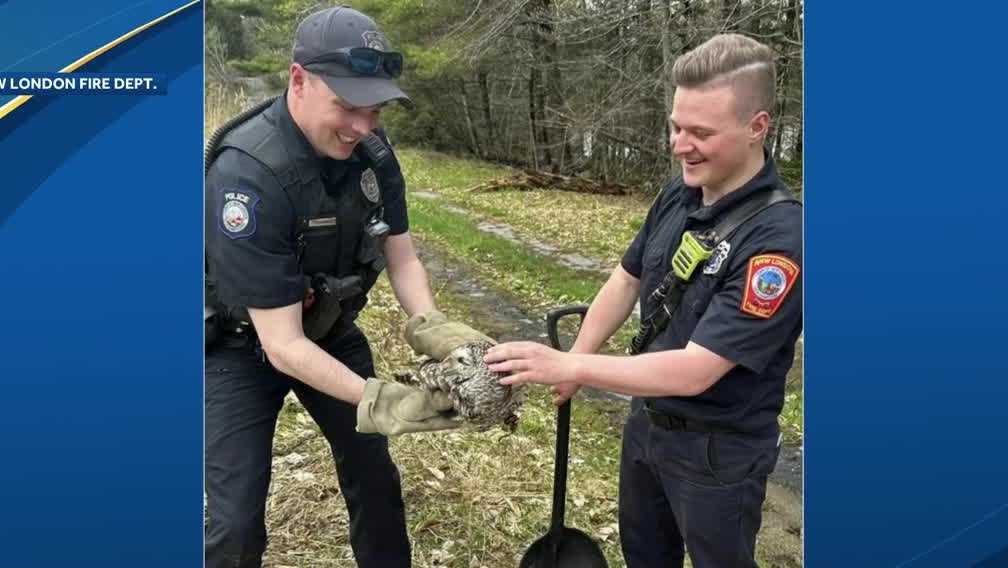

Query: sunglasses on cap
left=301, top=47, right=403, bottom=79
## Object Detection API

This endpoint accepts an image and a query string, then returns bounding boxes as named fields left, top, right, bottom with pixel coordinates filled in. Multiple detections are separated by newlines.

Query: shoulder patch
left=218, top=189, right=260, bottom=240
left=740, top=254, right=799, bottom=318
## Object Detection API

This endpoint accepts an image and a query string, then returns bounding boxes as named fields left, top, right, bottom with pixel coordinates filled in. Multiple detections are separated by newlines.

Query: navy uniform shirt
left=205, top=96, right=408, bottom=311
left=621, top=155, right=802, bottom=434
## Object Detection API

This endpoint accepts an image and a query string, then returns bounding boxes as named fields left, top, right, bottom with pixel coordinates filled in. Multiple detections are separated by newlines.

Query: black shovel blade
left=518, top=527, right=608, bottom=568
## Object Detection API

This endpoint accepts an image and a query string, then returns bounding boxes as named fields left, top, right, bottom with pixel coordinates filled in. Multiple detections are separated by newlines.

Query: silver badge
left=360, top=168, right=381, bottom=203
left=703, top=241, right=731, bottom=275
left=361, top=30, right=387, bottom=51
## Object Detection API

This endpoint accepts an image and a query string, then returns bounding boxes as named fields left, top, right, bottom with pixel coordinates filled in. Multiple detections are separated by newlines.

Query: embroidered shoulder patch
left=218, top=189, right=260, bottom=240
left=740, top=254, right=799, bottom=318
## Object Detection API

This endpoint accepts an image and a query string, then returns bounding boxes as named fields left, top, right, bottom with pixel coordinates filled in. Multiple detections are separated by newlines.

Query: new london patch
left=740, top=254, right=799, bottom=318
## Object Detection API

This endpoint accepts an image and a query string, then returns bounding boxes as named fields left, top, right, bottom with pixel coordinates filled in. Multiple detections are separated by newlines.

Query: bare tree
left=241, top=0, right=803, bottom=192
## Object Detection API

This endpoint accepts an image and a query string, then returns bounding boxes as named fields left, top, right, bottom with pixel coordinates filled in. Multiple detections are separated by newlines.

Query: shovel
left=518, top=304, right=609, bottom=568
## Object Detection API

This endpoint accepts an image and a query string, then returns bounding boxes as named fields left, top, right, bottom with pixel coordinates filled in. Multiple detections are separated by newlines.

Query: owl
left=395, top=341, right=525, bottom=432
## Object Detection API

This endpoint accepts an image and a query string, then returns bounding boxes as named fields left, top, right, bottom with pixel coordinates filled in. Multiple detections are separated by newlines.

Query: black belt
left=210, top=327, right=261, bottom=358
left=644, top=405, right=740, bottom=434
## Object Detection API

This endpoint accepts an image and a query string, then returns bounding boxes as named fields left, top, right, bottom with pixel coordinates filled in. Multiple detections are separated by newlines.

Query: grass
left=408, top=197, right=640, bottom=354
left=398, top=148, right=653, bottom=268
left=781, top=339, right=804, bottom=445
left=205, top=80, right=252, bottom=139
left=410, top=198, right=604, bottom=305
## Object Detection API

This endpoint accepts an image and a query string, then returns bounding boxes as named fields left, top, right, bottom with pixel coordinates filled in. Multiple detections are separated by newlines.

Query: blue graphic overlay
left=0, top=0, right=189, bottom=108
left=0, top=72, right=167, bottom=94
left=806, top=1, right=1008, bottom=567
left=0, top=1, right=202, bottom=566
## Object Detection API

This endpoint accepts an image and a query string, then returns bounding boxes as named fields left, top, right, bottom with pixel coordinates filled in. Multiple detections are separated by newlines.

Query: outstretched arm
left=485, top=340, right=734, bottom=398
left=383, top=231, right=436, bottom=317
left=549, top=265, right=641, bottom=404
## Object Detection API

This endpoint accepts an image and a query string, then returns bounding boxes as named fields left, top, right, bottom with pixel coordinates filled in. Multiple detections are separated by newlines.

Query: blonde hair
left=671, top=33, right=777, bottom=120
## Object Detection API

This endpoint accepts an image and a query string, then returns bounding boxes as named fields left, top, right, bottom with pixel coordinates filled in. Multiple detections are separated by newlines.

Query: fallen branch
left=466, top=169, right=632, bottom=196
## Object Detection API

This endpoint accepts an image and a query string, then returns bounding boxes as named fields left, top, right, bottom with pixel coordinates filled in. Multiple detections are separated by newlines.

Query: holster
left=302, top=273, right=364, bottom=341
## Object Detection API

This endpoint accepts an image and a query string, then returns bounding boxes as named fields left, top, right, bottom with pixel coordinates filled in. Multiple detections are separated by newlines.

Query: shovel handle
left=545, top=304, right=589, bottom=537
left=550, top=400, right=572, bottom=536
left=545, top=304, right=590, bottom=352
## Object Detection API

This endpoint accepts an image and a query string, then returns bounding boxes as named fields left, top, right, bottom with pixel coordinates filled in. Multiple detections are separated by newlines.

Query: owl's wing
left=392, top=369, right=420, bottom=386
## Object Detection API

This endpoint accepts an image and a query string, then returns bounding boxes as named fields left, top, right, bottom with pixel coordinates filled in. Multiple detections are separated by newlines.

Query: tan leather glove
left=356, top=378, right=462, bottom=436
left=404, top=310, right=495, bottom=360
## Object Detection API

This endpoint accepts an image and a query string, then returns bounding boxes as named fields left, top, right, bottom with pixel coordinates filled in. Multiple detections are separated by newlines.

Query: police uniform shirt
left=621, top=155, right=802, bottom=434
left=206, top=97, right=408, bottom=311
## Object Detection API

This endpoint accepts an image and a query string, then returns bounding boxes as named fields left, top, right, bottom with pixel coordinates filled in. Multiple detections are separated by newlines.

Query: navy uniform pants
left=204, top=326, right=411, bottom=568
left=619, top=398, right=780, bottom=568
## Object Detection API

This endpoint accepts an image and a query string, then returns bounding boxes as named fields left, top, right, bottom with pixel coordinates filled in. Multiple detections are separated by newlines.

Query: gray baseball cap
left=292, top=6, right=413, bottom=109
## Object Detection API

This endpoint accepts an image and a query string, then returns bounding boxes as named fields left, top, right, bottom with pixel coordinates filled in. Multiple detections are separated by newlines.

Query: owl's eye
left=456, top=356, right=469, bottom=365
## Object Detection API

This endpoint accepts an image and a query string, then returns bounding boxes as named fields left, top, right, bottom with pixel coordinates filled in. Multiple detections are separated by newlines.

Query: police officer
left=484, top=34, right=802, bottom=568
left=204, top=7, right=489, bottom=568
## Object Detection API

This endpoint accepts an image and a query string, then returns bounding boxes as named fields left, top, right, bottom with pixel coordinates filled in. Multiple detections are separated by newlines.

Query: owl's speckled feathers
left=395, top=341, right=525, bottom=432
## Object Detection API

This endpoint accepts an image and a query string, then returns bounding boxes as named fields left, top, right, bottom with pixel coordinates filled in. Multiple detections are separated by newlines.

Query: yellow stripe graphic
left=0, top=0, right=201, bottom=120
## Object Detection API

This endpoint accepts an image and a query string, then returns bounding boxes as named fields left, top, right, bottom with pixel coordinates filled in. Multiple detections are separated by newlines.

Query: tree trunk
left=528, top=66, right=540, bottom=169
left=794, top=124, right=803, bottom=163
left=772, top=88, right=787, bottom=160
left=660, top=0, right=678, bottom=177
left=478, top=71, right=495, bottom=160
left=782, top=0, right=803, bottom=163
left=459, top=78, right=483, bottom=158
left=523, top=0, right=554, bottom=169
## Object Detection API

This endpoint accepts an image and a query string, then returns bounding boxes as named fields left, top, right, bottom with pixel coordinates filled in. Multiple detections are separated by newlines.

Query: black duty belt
left=214, top=325, right=257, bottom=350
left=643, top=405, right=740, bottom=434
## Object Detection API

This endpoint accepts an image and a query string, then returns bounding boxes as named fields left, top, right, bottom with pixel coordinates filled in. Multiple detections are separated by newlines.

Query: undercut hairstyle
left=671, top=33, right=777, bottom=120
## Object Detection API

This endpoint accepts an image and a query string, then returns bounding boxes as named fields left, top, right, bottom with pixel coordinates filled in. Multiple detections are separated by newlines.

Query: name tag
left=308, top=217, right=339, bottom=228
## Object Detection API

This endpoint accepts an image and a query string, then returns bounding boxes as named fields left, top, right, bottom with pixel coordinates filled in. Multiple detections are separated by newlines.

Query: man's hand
left=484, top=341, right=580, bottom=387
left=404, top=310, right=494, bottom=360
left=356, top=378, right=462, bottom=436
left=551, top=382, right=581, bottom=406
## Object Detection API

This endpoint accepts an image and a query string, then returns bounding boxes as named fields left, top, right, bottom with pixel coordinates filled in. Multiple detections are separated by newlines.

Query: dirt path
left=416, top=240, right=803, bottom=567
